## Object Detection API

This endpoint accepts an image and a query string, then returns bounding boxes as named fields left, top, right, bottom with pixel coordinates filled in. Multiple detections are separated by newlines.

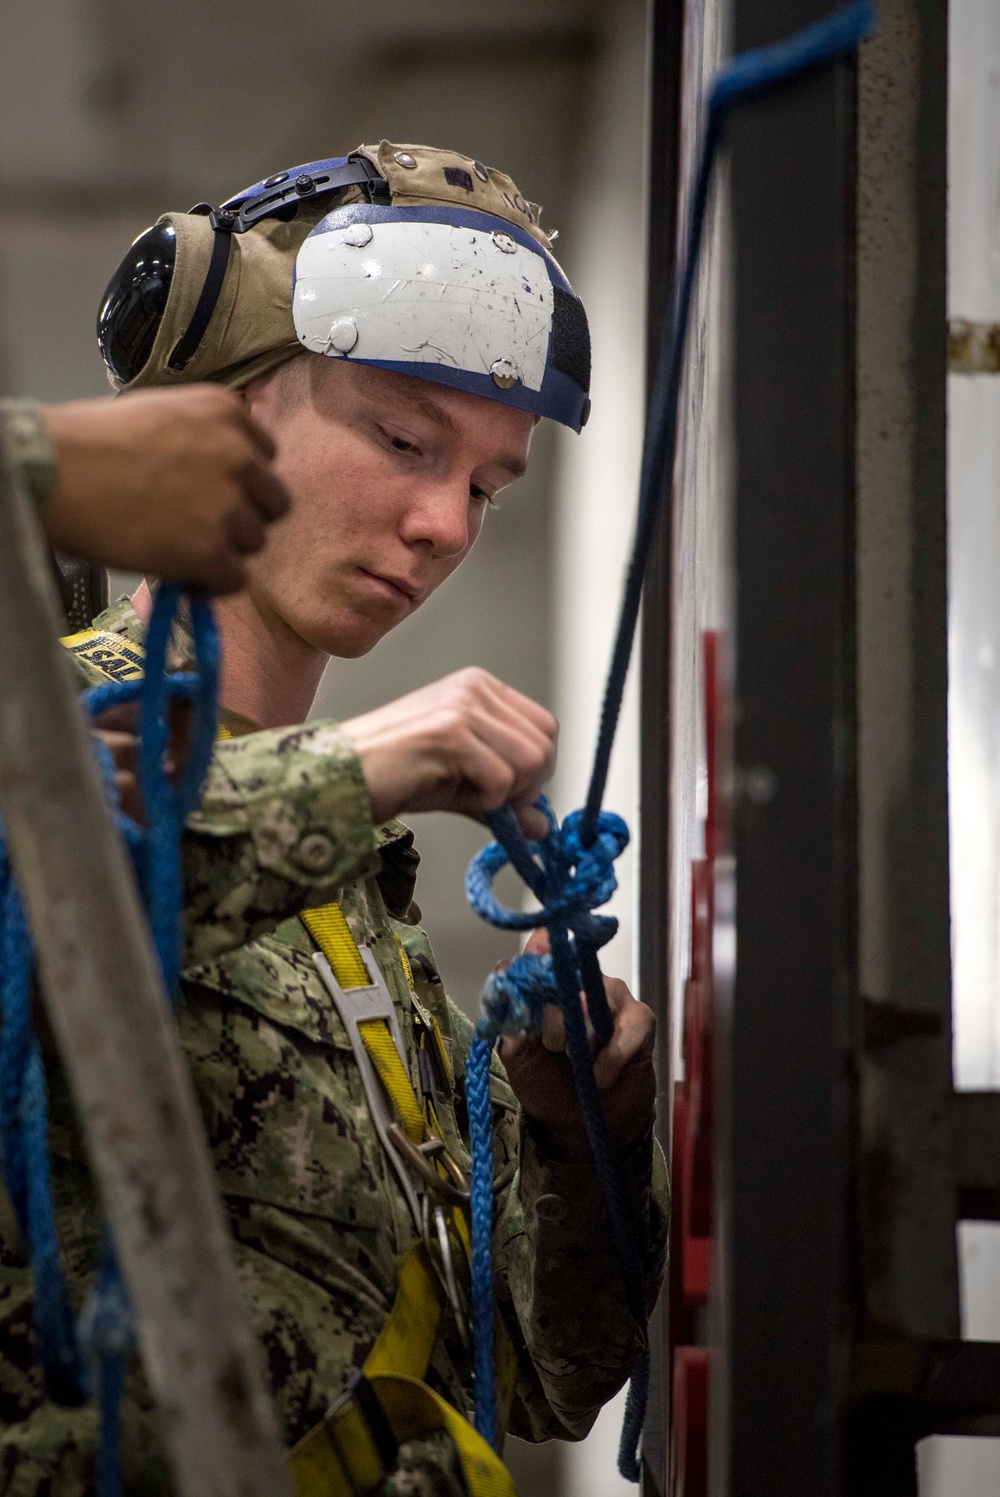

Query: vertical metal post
left=714, top=3, right=857, bottom=1492
left=0, top=451, right=290, bottom=1497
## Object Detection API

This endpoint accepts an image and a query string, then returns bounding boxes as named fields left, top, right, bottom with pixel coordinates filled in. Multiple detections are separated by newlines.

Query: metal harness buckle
left=313, top=947, right=473, bottom=1344
left=313, top=947, right=423, bottom=1228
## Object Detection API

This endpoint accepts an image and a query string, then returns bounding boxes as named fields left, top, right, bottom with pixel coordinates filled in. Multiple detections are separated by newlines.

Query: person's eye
left=471, top=485, right=498, bottom=508
left=379, top=426, right=421, bottom=456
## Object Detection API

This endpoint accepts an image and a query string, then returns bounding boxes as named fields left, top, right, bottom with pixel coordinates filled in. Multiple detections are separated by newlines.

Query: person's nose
left=401, top=478, right=477, bottom=560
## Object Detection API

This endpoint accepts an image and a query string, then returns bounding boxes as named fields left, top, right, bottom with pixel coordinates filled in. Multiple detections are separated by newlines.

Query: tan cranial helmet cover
left=119, top=142, right=552, bottom=393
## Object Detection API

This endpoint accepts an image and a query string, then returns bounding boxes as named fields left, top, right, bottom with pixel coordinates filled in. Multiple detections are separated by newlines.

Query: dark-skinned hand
left=42, top=386, right=290, bottom=593
left=92, top=700, right=191, bottom=825
left=499, top=928, right=657, bottom=1158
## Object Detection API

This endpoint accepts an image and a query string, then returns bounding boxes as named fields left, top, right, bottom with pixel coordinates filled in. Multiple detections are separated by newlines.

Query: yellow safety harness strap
left=301, top=904, right=424, bottom=1144
left=297, top=909, right=519, bottom=1492
left=357, top=1018, right=424, bottom=1144
left=302, top=904, right=369, bottom=988
left=288, top=1247, right=515, bottom=1497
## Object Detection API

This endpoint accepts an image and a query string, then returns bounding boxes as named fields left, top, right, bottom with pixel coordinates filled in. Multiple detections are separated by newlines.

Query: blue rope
left=464, top=0, right=875, bottom=1476
left=466, top=1037, right=496, bottom=1446
left=0, top=583, right=219, bottom=1495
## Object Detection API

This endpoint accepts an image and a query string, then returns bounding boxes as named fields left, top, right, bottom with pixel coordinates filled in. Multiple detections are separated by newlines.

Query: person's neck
left=130, top=580, right=327, bottom=729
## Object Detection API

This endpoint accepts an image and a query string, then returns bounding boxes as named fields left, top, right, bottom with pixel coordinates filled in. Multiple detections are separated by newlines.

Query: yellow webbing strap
left=358, top=1018, right=424, bottom=1145
left=288, top=1246, right=515, bottom=1497
left=302, top=904, right=370, bottom=989
left=302, top=904, right=424, bottom=1145
left=60, top=627, right=146, bottom=682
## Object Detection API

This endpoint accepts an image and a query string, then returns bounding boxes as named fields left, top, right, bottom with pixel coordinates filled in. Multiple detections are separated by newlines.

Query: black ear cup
left=97, top=221, right=177, bottom=384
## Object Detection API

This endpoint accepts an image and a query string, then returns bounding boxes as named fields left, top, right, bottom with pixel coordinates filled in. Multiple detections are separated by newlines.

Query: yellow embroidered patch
left=60, top=628, right=145, bottom=683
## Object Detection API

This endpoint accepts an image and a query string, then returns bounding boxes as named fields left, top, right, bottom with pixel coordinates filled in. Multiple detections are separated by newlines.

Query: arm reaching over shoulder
left=0, top=389, right=290, bottom=594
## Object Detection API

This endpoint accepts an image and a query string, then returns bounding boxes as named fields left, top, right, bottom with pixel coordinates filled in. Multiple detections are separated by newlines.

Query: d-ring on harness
left=463, top=0, right=877, bottom=1479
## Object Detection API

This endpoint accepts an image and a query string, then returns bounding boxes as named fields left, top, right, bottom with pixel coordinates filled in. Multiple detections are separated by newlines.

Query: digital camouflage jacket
left=0, top=594, right=669, bottom=1497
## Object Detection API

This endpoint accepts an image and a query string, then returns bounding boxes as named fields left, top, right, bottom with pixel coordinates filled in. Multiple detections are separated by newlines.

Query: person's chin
left=304, top=608, right=395, bottom=660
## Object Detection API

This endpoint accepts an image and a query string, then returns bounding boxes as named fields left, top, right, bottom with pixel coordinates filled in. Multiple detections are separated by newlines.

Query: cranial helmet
left=97, top=143, right=591, bottom=432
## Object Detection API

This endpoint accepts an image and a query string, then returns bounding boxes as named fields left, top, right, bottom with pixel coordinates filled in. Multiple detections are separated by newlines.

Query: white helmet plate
left=295, top=217, right=553, bottom=390
left=291, top=205, right=590, bottom=430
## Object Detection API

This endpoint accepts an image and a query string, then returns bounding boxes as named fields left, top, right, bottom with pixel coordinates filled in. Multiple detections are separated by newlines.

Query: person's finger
left=187, top=554, right=247, bottom=596
left=167, top=697, right=193, bottom=782
left=486, top=675, right=559, bottom=739
left=512, top=801, right=551, bottom=840
left=476, top=694, right=558, bottom=789
left=445, top=739, right=520, bottom=817
left=523, top=929, right=551, bottom=957
left=464, top=708, right=554, bottom=812
left=601, top=975, right=633, bottom=1017
left=592, top=991, right=655, bottom=1092
left=94, top=728, right=138, bottom=771
left=240, top=458, right=292, bottom=521
left=540, top=1003, right=565, bottom=1052
left=114, top=771, right=144, bottom=825
left=91, top=703, right=140, bottom=734
left=228, top=401, right=278, bottom=461
left=226, top=503, right=268, bottom=557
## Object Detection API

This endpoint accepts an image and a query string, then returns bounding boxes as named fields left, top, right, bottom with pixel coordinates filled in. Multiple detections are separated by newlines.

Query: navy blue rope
left=583, top=0, right=876, bottom=844
left=464, top=0, right=875, bottom=1476
left=0, top=583, right=219, bottom=1495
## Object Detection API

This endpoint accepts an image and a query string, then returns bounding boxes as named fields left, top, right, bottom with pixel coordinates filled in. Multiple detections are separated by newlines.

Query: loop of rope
left=0, top=584, right=219, bottom=1496
left=463, top=1, right=875, bottom=1476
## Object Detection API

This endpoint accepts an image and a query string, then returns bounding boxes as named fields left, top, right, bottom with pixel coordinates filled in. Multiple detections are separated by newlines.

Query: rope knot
left=465, top=801, right=628, bottom=935
left=477, top=952, right=553, bottom=1041
left=467, top=801, right=628, bottom=1044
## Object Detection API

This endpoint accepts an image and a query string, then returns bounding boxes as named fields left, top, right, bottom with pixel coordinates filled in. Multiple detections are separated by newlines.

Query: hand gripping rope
left=463, top=0, right=876, bottom=1478
left=0, top=584, right=219, bottom=1497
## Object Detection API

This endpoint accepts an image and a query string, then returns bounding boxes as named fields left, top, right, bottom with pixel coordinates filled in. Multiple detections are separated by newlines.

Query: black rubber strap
left=229, top=156, right=388, bottom=231
left=167, top=226, right=232, bottom=372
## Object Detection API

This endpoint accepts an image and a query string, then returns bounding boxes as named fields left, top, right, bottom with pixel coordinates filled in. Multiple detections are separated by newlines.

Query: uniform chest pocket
left=179, top=949, right=388, bottom=1231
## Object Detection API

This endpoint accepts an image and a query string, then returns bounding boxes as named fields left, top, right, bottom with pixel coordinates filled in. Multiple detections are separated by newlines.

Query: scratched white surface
left=294, top=217, right=554, bottom=389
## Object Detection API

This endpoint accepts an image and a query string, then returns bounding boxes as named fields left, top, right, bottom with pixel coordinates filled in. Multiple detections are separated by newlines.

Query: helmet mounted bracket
left=167, top=154, right=389, bottom=373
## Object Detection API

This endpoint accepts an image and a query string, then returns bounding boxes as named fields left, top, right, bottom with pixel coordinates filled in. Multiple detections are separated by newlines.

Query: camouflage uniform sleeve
left=496, top=1115, right=669, bottom=1442
left=182, top=721, right=381, bottom=967
left=0, top=400, right=58, bottom=516
left=443, top=998, right=670, bottom=1444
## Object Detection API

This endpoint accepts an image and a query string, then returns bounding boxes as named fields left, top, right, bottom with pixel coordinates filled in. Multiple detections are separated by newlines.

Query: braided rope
left=464, top=2, right=876, bottom=1478
left=466, top=1036, right=496, bottom=1445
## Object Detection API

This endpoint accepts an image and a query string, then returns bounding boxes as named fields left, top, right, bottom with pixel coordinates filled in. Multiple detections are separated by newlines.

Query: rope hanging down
left=464, top=0, right=876, bottom=1478
left=0, top=584, right=219, bottom=1497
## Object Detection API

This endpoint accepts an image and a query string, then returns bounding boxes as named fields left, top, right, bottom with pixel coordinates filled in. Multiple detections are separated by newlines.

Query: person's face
left=243, top=358, right=535, bottom=658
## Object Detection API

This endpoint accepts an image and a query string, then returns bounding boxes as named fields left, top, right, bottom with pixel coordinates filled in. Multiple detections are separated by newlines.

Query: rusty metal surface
left=948, top=319, right=1000, bottom=374
left=0, top=452, right=290, bottom=1497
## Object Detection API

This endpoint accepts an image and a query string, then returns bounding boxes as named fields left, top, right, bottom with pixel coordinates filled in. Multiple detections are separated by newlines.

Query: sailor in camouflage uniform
left=0, top=144, right=669, bottom=1496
